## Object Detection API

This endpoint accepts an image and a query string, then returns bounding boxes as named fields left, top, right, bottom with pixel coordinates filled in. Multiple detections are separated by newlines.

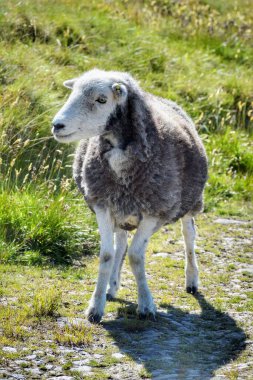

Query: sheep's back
left=74, top=98, right=208, bottom=225
left=146, top=94, right=208, bottom=212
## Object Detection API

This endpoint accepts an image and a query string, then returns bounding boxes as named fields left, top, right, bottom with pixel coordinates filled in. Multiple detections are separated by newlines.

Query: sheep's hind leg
left=86, top=206, right=115, bottom=323
left=181, top=215, right=199, bottom=294
left=128, top=216, right=162, bottom=320
left=107, top=229, right=128, bottom=301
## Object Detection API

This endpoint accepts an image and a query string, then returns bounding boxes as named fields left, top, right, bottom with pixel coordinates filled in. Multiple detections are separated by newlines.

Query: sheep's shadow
left=102, top=293, right=246, bottom=379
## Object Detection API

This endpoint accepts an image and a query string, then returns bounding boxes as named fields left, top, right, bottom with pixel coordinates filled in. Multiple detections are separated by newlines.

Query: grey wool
left=52, top=69, right=208, bottom=322
left=72, top=74, right=208, bottom=229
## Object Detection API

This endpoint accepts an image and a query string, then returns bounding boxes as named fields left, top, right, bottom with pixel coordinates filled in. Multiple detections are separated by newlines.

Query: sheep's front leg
left=128, top=216, right=161, bottom=320
left=107, top=229, right=128, bottom=301
left=86, top=206, right=114, bottom=323
left=181, top=215, right=198, bottom=294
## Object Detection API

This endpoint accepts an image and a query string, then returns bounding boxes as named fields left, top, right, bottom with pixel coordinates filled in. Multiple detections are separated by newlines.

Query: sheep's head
left=52, top=69, right=128, bottom=143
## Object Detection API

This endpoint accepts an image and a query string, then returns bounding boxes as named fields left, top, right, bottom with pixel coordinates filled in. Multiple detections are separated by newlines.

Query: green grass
left=32, top=286, right=62, bottom=318
left=54, top=320, right=94, bottom=346
left=0, top=190, right=99, bottom=264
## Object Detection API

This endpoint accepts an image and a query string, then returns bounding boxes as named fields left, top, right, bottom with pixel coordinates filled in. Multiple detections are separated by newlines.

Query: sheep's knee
left=128, top=247, right=156, bottom=319
left=100, top=251, right=113, bottom=267
left=128, top=250, right=142, bottom=267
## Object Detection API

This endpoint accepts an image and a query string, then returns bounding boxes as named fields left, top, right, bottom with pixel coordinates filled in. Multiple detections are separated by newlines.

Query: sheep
left=52, top=69, right=208, bottom=323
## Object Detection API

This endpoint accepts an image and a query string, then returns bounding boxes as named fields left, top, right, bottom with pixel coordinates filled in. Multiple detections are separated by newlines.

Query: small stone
left=94, top=354, right=103, bottom=359
left=73, top=360, right=90, bottom=366
left=237, top=363, right=249, bottom=370
left=112, top=353, right=125, bottom=359
left=15, top=360, right=29, bottom=366
left=71, top=365, right=92, bottom=373
left=238, top=264, right=253, bottom=274
left=48, top=377, right=74, bottom=380
left=2, top=347, right=17, bottom=353
left=25, top=354, right=36, bottom=360
left=45, top=364, right=54, bottom=370
left=154, top=252, right=170, bottom=258
left=214, top=218, right=248, bottom=225
left=57, top=317, right=68, bottom=327
left=34, top=359, right=44, bottom=365
left=29, top=368, right=41, bottom=375
left=53, top=365, right=63, bottom=372
left=11, top=375, right=25, bottom=380
left=33, top=350, right=44, bottom=355
left=71, top=317, right=87, bottom=326
left=58, top=347, right=74, bottom=354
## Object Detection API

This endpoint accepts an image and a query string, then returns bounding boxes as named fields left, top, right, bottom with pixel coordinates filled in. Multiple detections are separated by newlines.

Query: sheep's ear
left=112, top=83, right=127, bottom=103
left=63, top=78, right=76, bottom=89
left=128, top=92, right=151, bottom=162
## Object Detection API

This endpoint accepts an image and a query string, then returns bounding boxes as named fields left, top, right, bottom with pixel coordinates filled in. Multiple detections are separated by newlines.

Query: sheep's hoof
left=186, top=286, right=198, bottom=295
left=87, top=310, right=102, bottom=324
left=106, top=293, right=114, bottom=302
left=138, top=311, right=157, bottom=322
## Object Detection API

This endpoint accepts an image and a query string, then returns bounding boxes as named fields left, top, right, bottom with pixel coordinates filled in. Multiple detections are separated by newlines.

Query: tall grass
left=0, top=190, right=99, bottom=265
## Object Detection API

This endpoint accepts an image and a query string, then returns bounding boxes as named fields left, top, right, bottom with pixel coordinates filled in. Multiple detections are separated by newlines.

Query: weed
left=62, top=361, right=73, bottom=370
left=54, top=320, right=94, bottom=346
left=0, top=307, right=31, bottom=343
left=32, top=287, right=62, bottom=318
left=139, top=366, right=152, bottom=378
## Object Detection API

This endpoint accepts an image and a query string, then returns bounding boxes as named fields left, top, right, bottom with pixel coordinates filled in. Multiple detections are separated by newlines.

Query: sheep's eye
left=96, top=97, right=107, bottom=104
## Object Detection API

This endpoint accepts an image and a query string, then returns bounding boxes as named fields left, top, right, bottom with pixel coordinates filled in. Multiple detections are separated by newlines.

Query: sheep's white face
left=52, top=70, right=128, bottom=143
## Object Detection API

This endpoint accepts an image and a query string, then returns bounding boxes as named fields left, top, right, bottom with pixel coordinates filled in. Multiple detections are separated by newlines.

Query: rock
left=57, top=317, right=88, bottom=328
left=33, top=350, right=44, bottom=355
left=28, top=368, right=41, bottom=375
left=45, top=364, right=54, bottom=370
left=58, top=346, right=74, bottom=354
left=57, top=317, right=68, bottom=328
left=94, top=354, right=103, bottom=359
left=237, top=363, right=250, bottom=370
left=71, top=365, right=92, bottom=374
left=112, top=353, right=125, bottom=359
left=53, top=365, right=62, bottom=372
left=2, top=347, right=17, bottom=353
left=48, top=377, right=74, bottom=380
left=25, top=354, right=36, bottom=360
left=9, top=375, right=25, bottom=380
left=154, top=252, right=170, bottom=258
left=14, top=360, right=29, bottom=366
left=72, top=360, right=90, bottom=366
left=214, top=218, right=248, bottom=225
left=238, top=264, right=253, bottom=274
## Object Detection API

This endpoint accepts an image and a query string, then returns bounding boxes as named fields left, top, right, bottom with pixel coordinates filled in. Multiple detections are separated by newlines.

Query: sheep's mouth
left=53, top=131, right=76, bottom=140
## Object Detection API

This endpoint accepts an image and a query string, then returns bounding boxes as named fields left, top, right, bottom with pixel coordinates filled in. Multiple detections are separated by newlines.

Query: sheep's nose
left=52, top=123, right=65, bottom=133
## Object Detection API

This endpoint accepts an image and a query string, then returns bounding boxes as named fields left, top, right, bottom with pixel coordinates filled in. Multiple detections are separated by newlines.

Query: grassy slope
left=0, top=1, right=253, bottom=379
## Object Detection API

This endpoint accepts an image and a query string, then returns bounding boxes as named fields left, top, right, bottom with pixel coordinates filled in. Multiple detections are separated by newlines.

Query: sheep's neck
left=101, top=131, right=120, bottom=148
